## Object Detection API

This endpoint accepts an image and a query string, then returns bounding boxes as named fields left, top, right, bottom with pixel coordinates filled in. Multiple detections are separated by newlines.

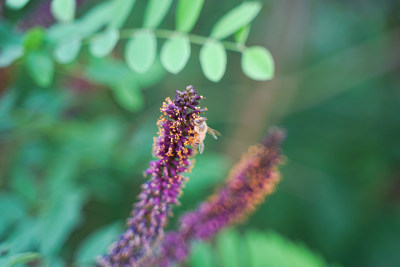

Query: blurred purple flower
left=97, top=86, right=205, bottom=266
left=18, top=0, right=87, bottom=30
left=150, top=128, right=285, bottom=267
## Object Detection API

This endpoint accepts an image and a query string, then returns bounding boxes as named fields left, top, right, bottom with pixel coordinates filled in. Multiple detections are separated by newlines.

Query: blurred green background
left=1, top=0, right=399, bottom=266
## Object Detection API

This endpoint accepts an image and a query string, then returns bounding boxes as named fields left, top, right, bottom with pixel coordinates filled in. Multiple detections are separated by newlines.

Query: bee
left=193, top=117, right=221, bottom=154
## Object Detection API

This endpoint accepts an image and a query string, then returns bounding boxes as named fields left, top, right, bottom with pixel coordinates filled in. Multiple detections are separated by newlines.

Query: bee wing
left=199, top=141, right=204, bottom=154
left=207, top=127, right=221, bottom=140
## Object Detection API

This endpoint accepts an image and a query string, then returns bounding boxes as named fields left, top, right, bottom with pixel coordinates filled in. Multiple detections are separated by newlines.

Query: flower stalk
left=98, top=86, right=205, bottom=266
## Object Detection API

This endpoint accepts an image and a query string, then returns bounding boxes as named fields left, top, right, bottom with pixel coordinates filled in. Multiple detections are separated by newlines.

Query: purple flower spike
left=151, top=128, right=285, bottom=267
left=98, top=86, right=205, bottom=267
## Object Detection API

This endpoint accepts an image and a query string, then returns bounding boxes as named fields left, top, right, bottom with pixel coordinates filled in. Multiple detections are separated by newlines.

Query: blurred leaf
left=10, top=168, right=37, bottom=203
left=53, top=37, right=81, bottom=64
left=39, top=191, right=84, bottom=256
left=25, top=50, right=54, bottom=87
left=0, top=194, right=26, bottom=237
left=184, top=153, right=230, bottom=197
left=51, top=0, right=76, bottom=23
left=0, top=45, right=23, bottom=67
left=86, top=57, right=133, bottom=86
left=78, top=2, right=113, bottom=35
left=5, top=0, right=30, bottom=10
left=23, top=27, right=45, bottom=51
left=75, top=222, right=123, bottom=266
left=189, top=242, right=214, bottom=267
left=133, top=58, right=165, bottom=88
left=0, top=89, right=17, bottom=117
left=245, top=231, right=329, bottom=267
left=89, top=28, right=119, bottom=58
left=176, top=0, right=204, bottom=32
left=200, top=40, right=226, bottom=82
left=234, top=24, right=251, bottom=44
left=241, top=46, right=274, bottom=81
left=125, top=30, right=156, bottom=73
left=7, top=217, right=40, bottom=253
left=216, top=229, right=241, bottom=267
left=47, top=2, right=112, bottom=43
left=0, top=252, right=40, bottom=267
left=112, top=81, right=144, bottom=112
left=143, top=0, right=173, bottom=28
left=44, top=257, right=65, bottom=267
left=210, top=2, right=261, bottom=40
left=161, top=33, right=190, bottom=74
left=110, top=0, right=136, bottom=29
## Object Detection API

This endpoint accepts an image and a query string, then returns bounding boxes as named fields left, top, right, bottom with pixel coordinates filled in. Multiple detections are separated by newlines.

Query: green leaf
left=109, top=0, right=136, bottom=28
left=216, top=229, right=241, bottom=267
left=5, top=0, right=30, bottom=10
left=39, top=191, right=84, bottom=255
left=0, top=252, right=40, bottom=267
left=241, top=46, right=274, bottom=81
left=112, top=81, right=144, bottom=112
left=143, top=0, right=173, bottom=28
left=199, top=40, right=226, bottom=82
left=7, top=217, right=40, bottom=253
left=0, top=45, right=23, bottom=67
left=75, top=222, right=123, bottom=266
left=245, top=231, right=329, bottom=267
left=125, top=30, right=156, bottom=73
left=53, top=37, right=81, bottom=64
left=189, top=242, right=214, bottom=267
left=26, top=50, right=54, bottom=87
left=0, top=193, right=25, bottom=237
left=23, top=27, right=46, bottom=51
left=78, top=2, right=113, bottom=35
left=89, top=28, right=119, bottom=58
left=176, top=0, right=204, bottom=32
left=161, top=33, right=190, bottom=74
left=51, top=0, right=76, bottom=23
left=234, top=24, right=251, bottom=44
left=210, top=2, right=261, bottom=40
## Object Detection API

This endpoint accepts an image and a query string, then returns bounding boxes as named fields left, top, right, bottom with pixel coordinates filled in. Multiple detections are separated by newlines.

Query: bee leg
left=199, top=141, right=204, bottom=154
left=207, top=128, right=221, bottom=140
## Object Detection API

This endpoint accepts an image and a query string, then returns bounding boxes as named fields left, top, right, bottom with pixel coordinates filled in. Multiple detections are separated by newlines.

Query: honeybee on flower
left=192, top=117, right=221, bottom=154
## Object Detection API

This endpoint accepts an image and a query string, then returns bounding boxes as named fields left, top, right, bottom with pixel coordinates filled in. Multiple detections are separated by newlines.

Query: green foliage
left=89, top=28, right=119, bottom=58
left=200, top=40, right=227, bottom=82
left=210, top=2, right=261, bottom=40
left=23, top=27, right=46, bottom=51
left=176, top=0, right=205, bottom=33
left=25, top=50, right=54, bottom=87
left=53, top=37, right=82, bottom=64
left=5, top=0, right=30, bottom=10
left=51, top=0, right=76, bottom=23
left=143, top=0, right=173, bottom=29
left=75, top=222, right=123, bottom=266
left=109, top=0, right=136, bottom=29
left=112, top=81, right=144, bottom=112
left=0, top=252, right=40, bottom=267
left=161, top=33, right=191, bottom=74
left=241, top=46, right=274, bottom=81
left=188, top=229, right=333, bottom=267
left=234, top=25, right=251, bottom=45
left=0, top=45, right=23, bottom=67
left=1, top=0, right=274, bottom=111
left=125, top=30, right=157, bottom=73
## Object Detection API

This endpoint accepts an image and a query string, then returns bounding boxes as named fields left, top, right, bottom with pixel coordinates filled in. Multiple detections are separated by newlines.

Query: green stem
left=118, top=28, right=245, bottom=52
